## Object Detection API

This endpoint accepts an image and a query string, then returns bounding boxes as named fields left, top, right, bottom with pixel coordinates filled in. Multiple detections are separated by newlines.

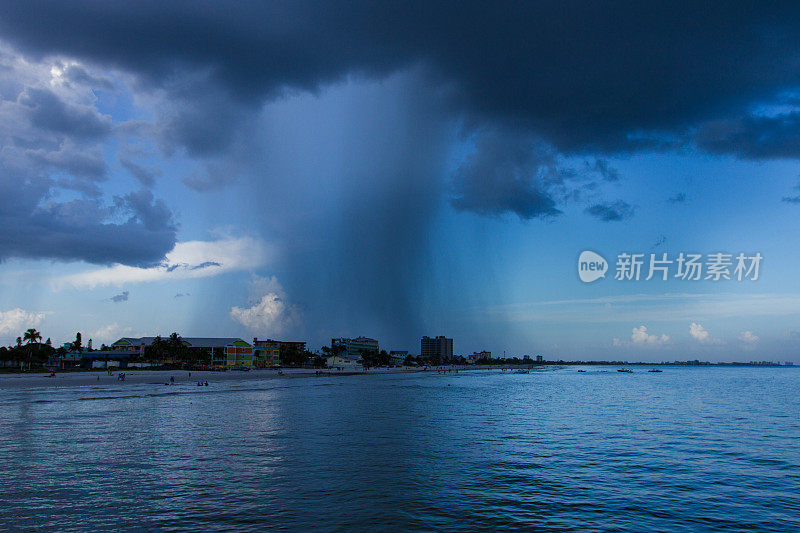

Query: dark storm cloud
left=451, top=130, right=563, bottom=220
left=29, top=147, right=107, bottom=181
left=3, top=1, right=800, bottom=227
left=0, top=161, right=177, bottom=265
left=584, top=200, right=635, bottom=222
left=0, top=51, right=178, bottom=267
left=18, top=87, right=112, bottom=140
left=62, top=64, right=115, bottom=91
left=156, top=84, right=255, bottom=157
left=0, top=155, right=176, bottom=266
left=696, top=113, right=800, bottom=159
left=3, top=1, right=800, bottom=157
left=26, top=145, right=108, bottom=197
left=113, top=189, right=175, bottom=233
left=5, top=1, right=800, bottom=344
left=110, top=290, right=129, bottom=302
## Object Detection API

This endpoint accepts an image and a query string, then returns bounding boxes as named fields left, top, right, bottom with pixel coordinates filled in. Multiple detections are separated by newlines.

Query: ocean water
left=1, top=366, right=799, bottom=532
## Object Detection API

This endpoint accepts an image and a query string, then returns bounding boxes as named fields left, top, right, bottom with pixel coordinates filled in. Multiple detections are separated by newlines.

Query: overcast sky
left=2, top=1, right=800, bottom=361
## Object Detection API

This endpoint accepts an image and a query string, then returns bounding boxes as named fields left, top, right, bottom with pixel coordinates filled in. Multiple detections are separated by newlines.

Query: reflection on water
left=1, top=367, right=799, bottom=531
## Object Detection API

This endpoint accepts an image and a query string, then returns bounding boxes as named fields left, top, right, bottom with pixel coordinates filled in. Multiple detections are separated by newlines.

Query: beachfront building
left=252, top=338, right=307, bottom=367
left=251, top=338, right=280, bottom=368
left=325, top=355, right=352, bottom=367
left=331, top=336, right=379, bottom=361
left=472, top=350, right=491, bottom=362
left=389, top=350, right=408, bottom=366
left=49, top=349, right=132, bottom=369
left=252, top=343, right=280, bottom=368
left=225, top=341, right=255, bottom=368
left=111, top=337, right=252, bottom=368
left=421, top=336, right=453, bottom=362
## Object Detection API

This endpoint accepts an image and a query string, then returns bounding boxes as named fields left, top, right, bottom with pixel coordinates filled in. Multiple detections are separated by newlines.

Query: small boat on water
left=648, top=369, right=662, bottom=372
left=577, top=370, right=586, bottom=372
left=617, top=368, right=633, bottom=373
left=513, top=369, right=530, bottom=374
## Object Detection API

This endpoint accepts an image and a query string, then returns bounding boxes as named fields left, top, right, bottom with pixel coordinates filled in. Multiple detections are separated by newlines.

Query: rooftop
left=112, top=337, right=250, bottom=348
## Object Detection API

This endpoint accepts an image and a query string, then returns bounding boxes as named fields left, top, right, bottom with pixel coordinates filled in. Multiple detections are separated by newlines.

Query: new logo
left=578, top=250, right=607, bottom=283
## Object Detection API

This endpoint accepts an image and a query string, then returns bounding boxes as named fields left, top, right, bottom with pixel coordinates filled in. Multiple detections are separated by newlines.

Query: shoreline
left=0, top=365, right=518, bottom=390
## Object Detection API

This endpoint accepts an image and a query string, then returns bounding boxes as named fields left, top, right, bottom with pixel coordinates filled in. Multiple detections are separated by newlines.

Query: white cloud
left=0, top=308, right=46, bottom=337
left=689, top=322, right=709, bottom=343
left=614, top=325, right=670, bottom=347
left=689, top=322, right=723, bottom=345
left=631, top=325, right=670, bottom=345
left=739, top=330, right=759, bottom=349
left=89, top=323, right=134, bottom=345
left=230, top=276, right=301, bottom=335
left=54, top=236, right=272, bottom=289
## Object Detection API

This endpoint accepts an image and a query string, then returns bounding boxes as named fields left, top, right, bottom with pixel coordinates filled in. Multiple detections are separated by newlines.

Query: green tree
left=71, top=332, right=83, bottom=352
left=166, top=332, right=192, bottom=365
left=281, top=346, right=310, bottom=367
left=321, top=343, right=346, bottom=360
left=360, top=349, right=382, bottom=368
left=145, top=335, right=165, bottom=361
left=167, top=333, right=183, bottom=359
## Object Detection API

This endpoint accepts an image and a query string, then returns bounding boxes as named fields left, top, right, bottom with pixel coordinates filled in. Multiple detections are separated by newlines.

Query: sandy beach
left=0, top=366, right=483, bottom=390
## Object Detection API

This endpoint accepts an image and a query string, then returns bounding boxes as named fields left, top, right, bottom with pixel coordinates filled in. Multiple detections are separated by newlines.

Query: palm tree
left=22, top=328, right=42, bottom=370
left=168, top=332, right=183, bottom=362
left=23, top=328, right=42, bottom=346
left=147, top=335, right=164, bottom=361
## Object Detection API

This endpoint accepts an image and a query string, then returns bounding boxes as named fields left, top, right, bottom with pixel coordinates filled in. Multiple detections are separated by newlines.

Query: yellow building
left=226, top=341, right=255, bottom=368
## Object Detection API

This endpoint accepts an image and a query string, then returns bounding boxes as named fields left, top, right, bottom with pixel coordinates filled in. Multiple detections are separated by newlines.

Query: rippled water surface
left=1, top=366, right=800, bottom=532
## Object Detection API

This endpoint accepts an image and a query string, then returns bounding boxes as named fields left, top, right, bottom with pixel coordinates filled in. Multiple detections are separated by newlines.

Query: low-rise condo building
left=111, top=337, right=253, bottom=367
left=332, top=336, right=379, bottom=361
left=389, top=350, right=408, bottom=365
left=252, top=338, right=307, bottom=367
